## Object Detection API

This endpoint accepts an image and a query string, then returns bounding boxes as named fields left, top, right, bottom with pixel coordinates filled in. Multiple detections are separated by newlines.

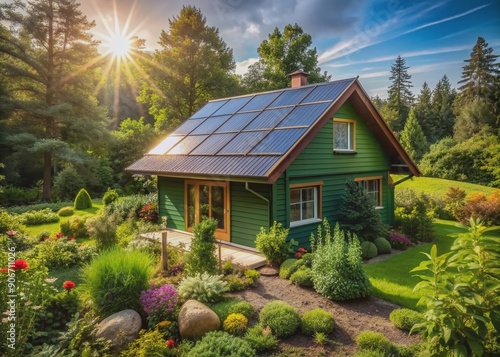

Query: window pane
left=302, top=187, right=315, bottom=202
left=211, top=186, right=225, bottom=229
left=290, top=203, right=301, bottom=222
left=302, top=202, right=315, bottom=220
left=290, top=189, right=300, bottom=204
left=334, top=122, right=348, bottom=149
left=199, top=185, right=209, bottom=219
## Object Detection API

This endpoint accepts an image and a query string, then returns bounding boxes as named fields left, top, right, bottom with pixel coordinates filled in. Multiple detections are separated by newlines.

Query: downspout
left=245, top=182, right=270, bottom=228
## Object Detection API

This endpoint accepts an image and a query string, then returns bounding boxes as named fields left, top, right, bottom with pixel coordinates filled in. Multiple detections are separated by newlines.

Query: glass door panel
left=187, top=184, right=196, bottom=229
left=211, top=185, right=225, bottom=229
left=199, top=185, right=210, bottom=220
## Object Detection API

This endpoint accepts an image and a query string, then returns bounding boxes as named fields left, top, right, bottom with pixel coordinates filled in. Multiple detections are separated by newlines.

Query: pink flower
left=56, top=232, right=63, bottom=238
left=63, top=280, right=76, bottom=290
left=70, top=237, right=75, bottom=241
left=295, top=252, right=302, bottom=259
left=11, top=260, right=28, bottom=271
left=166, top=339, right=175, bottom=348
left=6, top=230, right=17, bottom=237
left=297, top=247, right=308, bottom=253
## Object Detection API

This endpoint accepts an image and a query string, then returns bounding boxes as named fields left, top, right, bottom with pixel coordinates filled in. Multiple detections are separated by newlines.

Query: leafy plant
left=60, top=215, right=89, bottom=238
left=311, top=219, right=371, bottom=300
left=74, top=188, right=93, bottom=210
left=244, top=269, right=260, bottom=287
left=279, top=258, right=298, bottom=279
left=85, top=213, right=119, bottom=250
left=81, top=248, right=154, bottom=317
left=102, top=188, right=119, bottom=206
left=36, top=289, right=80, bottom=338
left=177, top=272, right=229, bottom=303
left=28, top=238, right=96, bottom=269
left=120, top=329, right=177, bottom=357
left=387, top=232, right=411, bottom=250
left=21, top=208, right=60, bottom=225
left=255, top=221, right=289, bottom=267
left=186, top=331, right=255, bottom=357
left=355, top=330, right=395, bottom=355
left=223, top=313, right=248, bottom=335
left=137, top=203, right=159, bottom=223
left=208, top=298, right=254, bottom=322
left=225, top=274, right=246, bottom=291
left=103, top=193, right=157, bottom=221
left=140, top=284, right=178, bottom=328
left=389, top=308, right=423, bottom=332
left=57, top=206, right=74, bottom=217
left=394, top=191, right=434, bottom=243
left=184, top=218, right=218, bottom=275
left=301, top=308, right=335, bottom=336
left=411, top=219, right=500, bottom=356
left=244, top=326, right=278, bottom=353
left=289, top=265, right=313, bottom=287
left=259, top=300, right=301, bottom=338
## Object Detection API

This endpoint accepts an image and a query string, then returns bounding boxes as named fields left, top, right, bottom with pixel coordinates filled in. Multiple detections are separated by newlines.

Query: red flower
left=56, top=232, right=63, bottom=238
left=295, top=252, right=302, bottom=259
left=70, top=237, right=76, bottom=241
left=166, top=339, right=175, bottom=348
left=6, top=230, right=17, bottom=236
left=1, top=268, right=8, bottom=273
left=11, top=259, right=28, bottom=271
left=63, top=280, right=76, bottom=290
left=298, top=247, right=308, bottom=253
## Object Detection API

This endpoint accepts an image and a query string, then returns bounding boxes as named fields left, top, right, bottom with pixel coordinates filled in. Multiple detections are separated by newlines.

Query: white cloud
left=235, top=57, right=258, bottom=75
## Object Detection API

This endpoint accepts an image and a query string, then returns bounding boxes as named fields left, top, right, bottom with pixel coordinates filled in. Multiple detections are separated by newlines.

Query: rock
left=178, top=299, right=220, bottom=339
left=95, top=309, right=142, bottom=348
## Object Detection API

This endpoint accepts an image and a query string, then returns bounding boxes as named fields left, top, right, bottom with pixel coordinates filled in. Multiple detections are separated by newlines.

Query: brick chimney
left=288, top=69, right=310, bottom=88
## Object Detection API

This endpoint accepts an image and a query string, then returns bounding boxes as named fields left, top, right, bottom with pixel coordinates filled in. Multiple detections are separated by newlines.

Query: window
left=333, top=119, right=356, bottom=152
left=290, top=183, right=322, bottom=227
left=355, top=177, right=382, bottom=207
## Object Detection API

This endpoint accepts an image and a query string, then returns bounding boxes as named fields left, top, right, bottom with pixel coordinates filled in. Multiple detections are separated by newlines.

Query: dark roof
left=127, top=78, right=420, bottom=182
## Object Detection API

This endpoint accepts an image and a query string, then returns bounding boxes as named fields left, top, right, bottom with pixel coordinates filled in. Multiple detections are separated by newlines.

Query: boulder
left=178, top=299, right=220, bottom=339
left=95, top=309, right=142, bottom=348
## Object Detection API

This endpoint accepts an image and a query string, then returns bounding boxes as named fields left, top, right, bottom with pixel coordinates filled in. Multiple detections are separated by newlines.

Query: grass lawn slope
left=392, top=175, right=496, bottom=196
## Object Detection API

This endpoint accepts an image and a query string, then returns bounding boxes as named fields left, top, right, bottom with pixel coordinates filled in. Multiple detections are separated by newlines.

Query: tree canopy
left=387, top=56, right=413, bottom=132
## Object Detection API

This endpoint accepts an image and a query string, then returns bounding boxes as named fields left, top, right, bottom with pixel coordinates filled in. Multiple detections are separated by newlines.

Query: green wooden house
left=127, top=70, right=420, bottom=248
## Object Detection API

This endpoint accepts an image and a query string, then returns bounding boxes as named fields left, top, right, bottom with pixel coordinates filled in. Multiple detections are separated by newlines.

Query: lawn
left=391, top=175, right=496, bottom=196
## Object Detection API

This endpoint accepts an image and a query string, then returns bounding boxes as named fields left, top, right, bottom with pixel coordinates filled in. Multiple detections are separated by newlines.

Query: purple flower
left=140, top=284, right=178, bottom=317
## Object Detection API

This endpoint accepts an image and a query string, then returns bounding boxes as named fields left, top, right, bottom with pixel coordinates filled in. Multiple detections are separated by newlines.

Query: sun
left=105, top=33, right=132, bottom=59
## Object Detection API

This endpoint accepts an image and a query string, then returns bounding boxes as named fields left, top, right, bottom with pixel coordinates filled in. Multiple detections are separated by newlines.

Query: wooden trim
left=333, top=118, right=356, bottom=151
left=289, top=182, right=323, bottom=223
left=290, top=181, right=323, bottom=189
left=355, top=176, right=382, bottom=206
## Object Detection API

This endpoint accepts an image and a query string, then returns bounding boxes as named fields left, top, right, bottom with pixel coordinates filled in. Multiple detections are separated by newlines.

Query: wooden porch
left=142, top=228, right=267, bottom=269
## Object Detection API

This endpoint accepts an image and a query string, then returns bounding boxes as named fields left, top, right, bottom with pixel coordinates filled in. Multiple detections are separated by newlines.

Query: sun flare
left=106, top=33, right=131, bottom=58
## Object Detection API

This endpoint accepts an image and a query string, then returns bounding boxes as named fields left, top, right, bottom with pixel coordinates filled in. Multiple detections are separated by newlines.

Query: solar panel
left=215, top=112, right=258, bottom=132
left=191, top=100, right=227, bottom=118
left=277, top=103, right=331, bottom=128
left=190, top=115, right=231, bottom=135
left=301, top=79, right=353, bottom=103
left=211, top=96, right=252, bottom=116
left=167, top=135, right=208, bottom=155
left=172, top=118, right=206, bottom=135
left=268, top=87, right=313, bottom=108
left=244, top=107, right=292, bottom=130
left=250, top=128, right=307, bottom=154
left=218, top=130, right=269, bottom=154
left=239, top=92, right=281, bottom=112
left=190, top=133, right=237, bottom=155
left=148, top=136, right=184, bottom=155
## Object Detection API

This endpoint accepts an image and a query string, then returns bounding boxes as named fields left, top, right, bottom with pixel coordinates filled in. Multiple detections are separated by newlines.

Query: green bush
left=0, top=209, right=26, bottom=233
left=7, top=201, right=73, bottom=215
left=81, top=248, right=154, bottom=317
left=185, top=218, right=218, bottom=275
left=121, top=329, right=177, bottom=357
left=244, top=325, right=278, bottom=353
left=60, top=215, right=89, bottom=238
left=85, top=213, right=119, bottom=250
left=311, top=219, right=371, bottom=300
left=1, top=231, right=33, bottom=251
left=225, top=274, right=246, bottom=292
left=57, top=206, right=74, bottom=217
left=21, top=208, right=60, bottom=225
left=279, top=258, right=298, bottom=279
left=102, top=188, right=119, bottom=206
left=28, top=239, right=97, bottom=269
left=373, top=237, right=391, bottom=254
left=186, top=331, right=256, bottom=357
left=394, top=190, right=434, bottom=243
left=0, top=185, right=41, bottom=206
left=208, top=299, right=253, bottom=322
left=52, top=166, right=86, bottom=201
left=74, top=188, right=93, bottom=210
left=259, top=300, right=301, bottom=339
left=255, top=221, right=289, bottom=266
left=301, top=308, right=334, bottom=336
left=289, top=266, right=313, bottom=287
left=355, top=330, right=395, bottom=355
left=223, top=313, right=248, bottom=335
left=389, top=308, right=423, bottom=332
left=229, top=301, right=254, bottom=319
left=37, top=290, right=80, bottom=334
left=361, top=241, right=378, bottom=260
left=178, top=272, right=229, bottom=303
left=244, top=269, right=260, bottom=287
left=103, top=193, right=157, bottom=221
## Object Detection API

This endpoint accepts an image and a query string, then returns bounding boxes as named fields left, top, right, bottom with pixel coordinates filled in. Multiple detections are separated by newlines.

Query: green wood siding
left=274, top=102, right=394, bottom=247
left=158, top=176, right=185, bottom=230
left=230, top=182, right=270, bottom=247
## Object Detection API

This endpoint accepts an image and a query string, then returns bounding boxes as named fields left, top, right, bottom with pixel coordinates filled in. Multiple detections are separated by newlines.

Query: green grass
left=392, top=175, right=496, bottom=196
left=48, top=266, right=83, bottom=292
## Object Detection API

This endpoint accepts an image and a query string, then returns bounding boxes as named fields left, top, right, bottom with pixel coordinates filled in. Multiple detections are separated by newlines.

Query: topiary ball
left=223, top=313, right=248, bottom=336
left=389, top=308, right=424, bottom=331
left=356, top=330, right=394, bottom=354
left=301, top=308, right=334, bottom=336
left=289, top=266, right=313, bottom=287
left=259, top=301, right=301, bottom=338
left=57, top=206, right=74, bottom=217
left=361, top=241, right=378, bottom=260
left=279, top=258, right=298, bottom=279
left=74, top=188, right=92, bottom=210
left=102, top=188, right=119, bottom=206
left=374, top=237, right=392, bottom=254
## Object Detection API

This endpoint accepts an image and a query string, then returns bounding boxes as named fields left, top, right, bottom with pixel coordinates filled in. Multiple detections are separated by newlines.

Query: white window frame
left=355, top=176, right=383, bottom=208
left=333, top=118, right=356, bottom=152
left=289, top=182, right=323, bottom=227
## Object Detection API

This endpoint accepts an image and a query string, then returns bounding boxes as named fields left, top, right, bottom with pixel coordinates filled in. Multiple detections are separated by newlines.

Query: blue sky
left=82, top=0, right=500, bottom=98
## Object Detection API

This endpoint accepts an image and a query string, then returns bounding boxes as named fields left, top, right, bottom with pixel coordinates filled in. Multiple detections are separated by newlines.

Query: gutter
left=245, top=182, right=270, bottom=228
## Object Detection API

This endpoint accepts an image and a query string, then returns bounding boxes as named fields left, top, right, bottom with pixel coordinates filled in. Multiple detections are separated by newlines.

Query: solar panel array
left=148, top=78, right=355, bottom=158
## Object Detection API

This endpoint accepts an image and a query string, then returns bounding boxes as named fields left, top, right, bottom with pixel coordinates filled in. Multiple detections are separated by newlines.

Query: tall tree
left=431, top=75, right=456, bottom=141
left=139, top=6, right=238, bottom=133
left=0, top=0, right=110, bottom=200
left=400, top=108, right=429, bottom=162
left=414, top=82, right=434, bottom=141
left=242, top=23, right=330, bottom=92
left=387, top=56, right=413, bottom=132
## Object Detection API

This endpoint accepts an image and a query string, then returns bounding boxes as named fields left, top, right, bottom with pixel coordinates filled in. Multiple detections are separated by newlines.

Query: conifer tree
left=431, top=75, right=456, bottom=141
left=414, top=82, right=434, bottom=141
left=400, top=108, right=429, bottom=163
left=387, top=56, right=413, bottom=132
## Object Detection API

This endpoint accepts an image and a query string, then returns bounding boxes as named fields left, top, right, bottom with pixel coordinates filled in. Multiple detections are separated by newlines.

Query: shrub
left=0, top=185, right=41, bottom=206
left=121, top=329, right=177, bottom=357
left=7, top=201, right=73, bottom=215
left=21, top=208, right=60, bottom=225
left=225, top=274, right=246, bottom=291
left=85, top=213, right=119, bottom=250
left=74, top=188, right=93, bottom=210
left=388, top=232, right=411, bottom=250
left=311, top=219, right=371, bottom=300
left=229, top=301, right=254, bottom=319
left=461, top=190, right=500, bottom=226
left=289, top=266, right=313, bottom=287
left=339, top=180, right=388, bottom=241
left=394, top=190, right=434, bottom=243
left=184, top=218, right=218, bottom=276
left=373, top=237, right=391, bottom=254
left=127, top=237, right=161, bottom=257
left=255, top=221, right=289, bottom=266
left=103, top=193, right=157, bottom=221
left=1, top=230, right=33, bottom=251
left=140, top=284, right=178, bottom=327
left=177, top=272, right=229, bottom=303
left=361, top=241, right=378, bottom=259
left=279, top=258, right=298, bottom=279
left=186, top=331, right=255, bottom=357
left=37, top=289, right=80, bottom=334
left=0, top=209, right=26, bottom=234
left=301, top=308, right=335, bottom=336
left=244, top=326, right=278, bottom=353
left=137, top=203, right=159, bottom=223
left=208, top=298, right=253, bottom=322
left=244, top=269, right=260, bottom=287
left=52, top=166, right=86, bottom=201
left=259, top=300, right=301, bottom=338
left=389, top=308, right=423, bottom=332
left=223, top=313, right=248, bottom=335
left=356, top=331, right=396, bottom=355
left=57, top=206, right=74, bottom=217
left=81, top=248, right=154, bottom=317
left=29, top=239, right=96, bottom=269
left=60, top=215, right=89, bottom=238
left=102, top=188, right=119, bottom=206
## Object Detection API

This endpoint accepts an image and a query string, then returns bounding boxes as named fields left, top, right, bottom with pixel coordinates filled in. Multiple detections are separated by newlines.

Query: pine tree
left=388, top=56, right=414, bottom=132
left=432, top=75, right=456, bottom=141
left=400, top=108, right=429, bottom=162
left=139, top=6, right=238, bottom=133
left=414, top=82, right=434, bottom=142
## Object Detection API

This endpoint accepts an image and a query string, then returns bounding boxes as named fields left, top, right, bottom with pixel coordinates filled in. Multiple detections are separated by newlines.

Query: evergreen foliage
left=255, top=221, right=290, bottom=266
left=73, top=188, right=93, bottom=210
left=186, top=331, right=256, bottom=357
left=52, top=167, right=86, bottom=201
left=339, top=180, right=388, bottom=241
left=177, top=273, right=229, bottom=303
left=259, top=301, right=301, bottom=338
left=185, top=218, right=218, bottom=275
left=244, top=326, right=279, bottom=353
left=361, top=241, right=378, bottom=260
left=431, top=75, right=456, bottom=141
left=301, top=308, right=335, bottom=336
left=400, top=108, right=429, bottom=162
left=373, top=238, right=392, bottom=254
left=413, top=82, right=434, bottom=141
left=387, top=56, right=413, bottom=131
left=389, top=308, right=424, bottom=332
